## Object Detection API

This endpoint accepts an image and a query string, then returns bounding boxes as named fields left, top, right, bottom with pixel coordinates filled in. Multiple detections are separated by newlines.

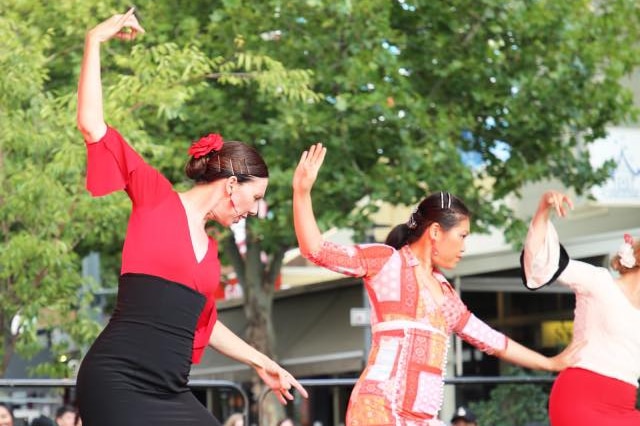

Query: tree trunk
left=1, top=313, right=15, bottom=375
left=224, top=230, right=288, bottom=426
left=223, top=232, right=287, bottom=357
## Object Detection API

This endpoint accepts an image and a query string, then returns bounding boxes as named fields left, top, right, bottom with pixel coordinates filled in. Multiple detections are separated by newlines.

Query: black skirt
left=77, top=273, right=221, bottom=426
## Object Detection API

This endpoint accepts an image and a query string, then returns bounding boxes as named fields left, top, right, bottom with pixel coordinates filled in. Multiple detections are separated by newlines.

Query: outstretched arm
left=208, top=321, right=308, bottom=404
left=498, top=338, right=584, bottom=372
left=77, top=8, right=144, bottom=142
left=292, top=143, right=327, bottom=256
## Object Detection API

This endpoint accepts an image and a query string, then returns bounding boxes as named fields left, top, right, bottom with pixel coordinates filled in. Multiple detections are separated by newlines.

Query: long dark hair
left=185, top=141, right=268, bottom=184
left=385, top=192, right=470, bottom=249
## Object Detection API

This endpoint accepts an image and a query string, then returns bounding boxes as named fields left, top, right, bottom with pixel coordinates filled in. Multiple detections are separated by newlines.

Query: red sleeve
left=85, top=126, right=172, bottom=206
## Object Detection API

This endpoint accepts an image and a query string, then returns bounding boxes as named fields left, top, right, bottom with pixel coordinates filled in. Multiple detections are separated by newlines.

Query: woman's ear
left=226, top=175, right=238, bottom=194
left=429, top=222, right=441, bottom=240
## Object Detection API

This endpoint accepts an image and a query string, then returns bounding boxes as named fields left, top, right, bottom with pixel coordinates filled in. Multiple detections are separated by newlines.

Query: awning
left=191, top=279, right=366, bottom=381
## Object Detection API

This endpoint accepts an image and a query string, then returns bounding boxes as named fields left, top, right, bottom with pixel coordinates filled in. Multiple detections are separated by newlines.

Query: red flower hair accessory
left=188, top=133, right=224, bottom=158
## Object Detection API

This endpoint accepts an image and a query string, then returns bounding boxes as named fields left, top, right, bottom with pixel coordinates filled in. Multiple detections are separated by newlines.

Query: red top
left=85, top=126, right=219, bottom=363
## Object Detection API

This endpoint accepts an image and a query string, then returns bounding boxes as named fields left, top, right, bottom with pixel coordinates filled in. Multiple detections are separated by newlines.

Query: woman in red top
left=75, top=9, right=306, bottom=426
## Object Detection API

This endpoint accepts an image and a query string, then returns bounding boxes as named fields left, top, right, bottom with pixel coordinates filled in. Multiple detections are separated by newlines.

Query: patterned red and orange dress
left=307, top=242, right=508, bottom=426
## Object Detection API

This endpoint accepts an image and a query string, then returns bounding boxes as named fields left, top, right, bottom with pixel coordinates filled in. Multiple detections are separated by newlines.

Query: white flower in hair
left=617, top=233, right=636, bottom=269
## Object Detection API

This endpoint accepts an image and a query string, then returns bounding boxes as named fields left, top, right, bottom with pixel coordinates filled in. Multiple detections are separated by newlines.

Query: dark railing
left=258, top=376, right=557, bottom=425
left=0, top=376, right=558, bottom=425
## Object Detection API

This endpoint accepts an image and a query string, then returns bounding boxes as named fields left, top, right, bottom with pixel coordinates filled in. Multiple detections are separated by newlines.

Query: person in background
left=30, top=415, right=54, bottom=426
left=0, top=403, right=14, bottom=426
left=292, top=144, right=583, bottom=425
left=521, top=190, right=640, bottom=425
left=54, top=406, right=76, bottom=426
left=450, top=406, right=477, bottom=426
left=75, top=8, right=306, bottom=426
left=222, top=413, right=243, bottom=426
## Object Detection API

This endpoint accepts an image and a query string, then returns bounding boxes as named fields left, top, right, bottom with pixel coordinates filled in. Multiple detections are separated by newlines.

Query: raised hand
left=87, top=7, right=145, bottom=44
left=293, top=143, right=326, bottom=194
left=540, top=190, right=574, bottom=218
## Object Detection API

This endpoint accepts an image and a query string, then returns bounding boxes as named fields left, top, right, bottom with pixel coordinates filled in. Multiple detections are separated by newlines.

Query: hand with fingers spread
left=254, top=358, right=308, bottom=404
left=87, top=7, right=145, bottom=44
left=292, top=143, right=327, bottom=256
left=293, top=143, right=326, bottom=194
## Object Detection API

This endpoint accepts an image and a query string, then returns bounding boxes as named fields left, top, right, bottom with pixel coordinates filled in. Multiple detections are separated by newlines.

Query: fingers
left=270, top=369, right=308, bottom=405
left=304, top=143, right=326, bottom=165
left=297, top=150, right=309, bottom=166
left=114, top=7, right=145, bottom=41
left=280, top=370, right=308, bottom=399
left=314, top=143, right=327, bottom=165
left=569, top=339, right=587, bottom=355
left=291, top=379, right=308, bottom=399
left=119, top=7, right=137, bottom=23
left=297, top=143, right=326, bottom=169
left=545, top=191, right=573, bottom=217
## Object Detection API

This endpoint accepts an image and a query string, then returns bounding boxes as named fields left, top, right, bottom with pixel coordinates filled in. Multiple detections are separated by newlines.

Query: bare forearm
left=498, top=338, right=553, bottom=372
left=526, top=201, right=552, bottom=254
left=293, top=190, right=323, bottom=256
left=77, top=34, right=107, bottom=142
left=530, top=200, right=551, bottom=235
left=208, top=321, right=266, bottom=369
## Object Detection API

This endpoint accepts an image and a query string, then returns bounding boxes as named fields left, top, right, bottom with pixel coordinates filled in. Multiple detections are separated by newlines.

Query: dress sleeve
left=304, top=241, right=394, bottom=278
left=85, top=126, right=172, bottom=206
left=520, top=220, right=570, bottom=290
left=456, top=313, right=509, bottom=355
left=443, top=293, right=508, bottom=355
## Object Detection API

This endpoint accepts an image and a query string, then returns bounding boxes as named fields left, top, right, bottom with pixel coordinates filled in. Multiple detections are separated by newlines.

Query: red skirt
left=549, top=367, right=640, bottom=426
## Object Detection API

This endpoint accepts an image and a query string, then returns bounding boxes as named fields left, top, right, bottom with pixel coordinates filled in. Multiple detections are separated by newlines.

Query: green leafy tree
left=469, top=367, right=551, bottom=426
left=3, top=0, right=640, bottom=382
left=0, top=0, right=316, bottom=376
left=166, top=0, right=640, bottom=361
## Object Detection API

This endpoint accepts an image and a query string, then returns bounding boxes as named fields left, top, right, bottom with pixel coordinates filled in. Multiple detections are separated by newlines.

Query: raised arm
left=527, top=190, right=573, bottom=253
left=292, top=143, right=327, bottom=256
left=77, top=8, right=144, bottom=142
left=521, top=190, right=574, bottom=289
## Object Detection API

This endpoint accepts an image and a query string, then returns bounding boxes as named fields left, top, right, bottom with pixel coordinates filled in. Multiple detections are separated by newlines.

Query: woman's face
left=223, top=177, right=269, bottom=226
left=432, top=217, right=470, bottom=269
left=0, top=405, right=13, bottom=426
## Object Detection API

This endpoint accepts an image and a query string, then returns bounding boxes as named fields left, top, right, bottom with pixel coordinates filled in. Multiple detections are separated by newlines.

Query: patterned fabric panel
left=395, top=329, right=448, bottom=417
left=306, top=241, right=394, bottom=278
left=458, top=314, right=508, bottom=355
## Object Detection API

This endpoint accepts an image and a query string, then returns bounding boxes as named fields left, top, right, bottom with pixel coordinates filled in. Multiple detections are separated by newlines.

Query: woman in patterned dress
left=521, top=190, right=640, bottom=425
left=292, top=144, right=582, bottom=426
